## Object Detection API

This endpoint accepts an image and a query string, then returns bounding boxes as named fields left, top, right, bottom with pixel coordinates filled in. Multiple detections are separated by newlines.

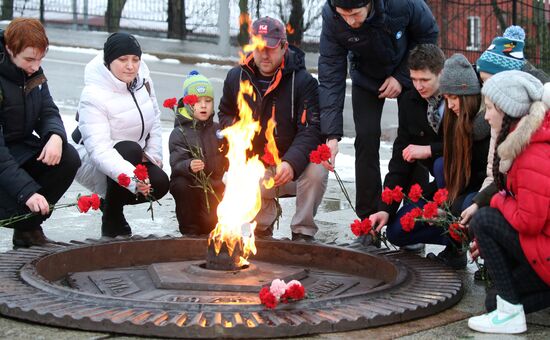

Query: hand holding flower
left=274, top=161, right=294, bottom=186
left=190, top=159, right=205, bottom=173
left=321, top=139, right=338, bottom=171
left=25, top=193, right=50, bottom=215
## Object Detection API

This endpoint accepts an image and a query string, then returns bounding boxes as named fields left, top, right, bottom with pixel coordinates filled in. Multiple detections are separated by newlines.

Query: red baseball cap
left=251, top=17, right=286, bottom=48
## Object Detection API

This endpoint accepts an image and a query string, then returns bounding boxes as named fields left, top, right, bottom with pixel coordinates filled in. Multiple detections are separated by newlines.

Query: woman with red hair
left=0, top=18, right=80, bottom=247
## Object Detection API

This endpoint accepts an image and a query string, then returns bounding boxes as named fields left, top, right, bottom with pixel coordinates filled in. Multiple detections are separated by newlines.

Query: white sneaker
left=468, top=295, right=527, bottom=334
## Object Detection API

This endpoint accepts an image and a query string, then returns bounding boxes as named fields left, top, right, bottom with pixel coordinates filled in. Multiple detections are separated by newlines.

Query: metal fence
left=2, top=0, right=550, bottom=70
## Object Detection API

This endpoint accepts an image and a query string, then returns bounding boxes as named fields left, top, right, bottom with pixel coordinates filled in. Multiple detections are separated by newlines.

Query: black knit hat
left=103, top=32, right=142, bottom=66
left=331, top=0, right=371, bottom=9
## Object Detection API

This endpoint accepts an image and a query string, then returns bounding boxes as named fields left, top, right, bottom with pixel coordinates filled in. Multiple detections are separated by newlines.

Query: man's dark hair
left=408, top=44, right=445, bottom=74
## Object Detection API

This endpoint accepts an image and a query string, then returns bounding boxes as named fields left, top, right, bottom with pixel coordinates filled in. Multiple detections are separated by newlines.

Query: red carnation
left=163, top=97, right=177, bottom=109
left=433, top=188, right=449, bottom=206
left=309, top=150, right=322, bottom=164
left=449, top=223, right=466, bottom=242
left=317, top=144, right=331, bottom=162
left=134, top=164, right=149, bottom=181
left=261, top=145, right=276, bottom=166
left=381, top=187, right=394, bottom=205
left=90, top=193, right=101, bottom=210
left=259, top=287, right=278, bottom=309
left=410, top=207, right=422, bottom=218
left=282, top=283, right=305, bottom=302
left=350, top=219, right=363, bottom=237
left=183, top=94, right=199, bottom=106
left=392, top=186, right=404, bottom=204
left=77, top=196, right=92, bottom=213
left=408, top=184, right=423, bottom=203
left=400, top=212, right=416, bottom=232
left=117, top=173, right=131, bottom=187
left=361, top=218, right=373, bottom=235
left=423, top=202, right=439, bottom=219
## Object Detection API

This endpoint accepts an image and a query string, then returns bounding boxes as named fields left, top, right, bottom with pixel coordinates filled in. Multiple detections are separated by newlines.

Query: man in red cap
left=318, top=0, right=439, bottom=229
left=218, top=17, right=327, bottom=242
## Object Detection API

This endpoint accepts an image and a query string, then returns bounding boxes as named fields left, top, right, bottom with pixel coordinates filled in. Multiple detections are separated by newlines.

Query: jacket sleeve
left=379, top=99, right=417, bottom=215
left=78, top=89, right=138, bottom=194
left=282, top=74, right=322, bottom=179
left=168, top=128, right=193, bottom=179
left=217, top=68, right=240, bottom=130
left=0, top=127, right=41, bottom=205
left=391, top=0, right=439, bottom=88
left=35, top=81, right=68, bottom=143
left=318, top=7, right=347, bottom=139
left=142, top=76, right=163, bottom=166
left=490, top=150, right=550, bottom=236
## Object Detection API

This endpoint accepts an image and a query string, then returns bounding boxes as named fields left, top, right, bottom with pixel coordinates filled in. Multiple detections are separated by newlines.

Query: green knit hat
left=183, top=70, right=214, bottom=99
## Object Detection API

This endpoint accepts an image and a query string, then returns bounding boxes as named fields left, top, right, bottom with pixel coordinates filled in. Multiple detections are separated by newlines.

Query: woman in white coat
left=72, top=33, right=169, bottom=237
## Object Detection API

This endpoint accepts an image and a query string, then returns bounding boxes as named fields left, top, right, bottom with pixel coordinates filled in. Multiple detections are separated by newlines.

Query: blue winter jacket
left=318, top=0, right=438, bottom=137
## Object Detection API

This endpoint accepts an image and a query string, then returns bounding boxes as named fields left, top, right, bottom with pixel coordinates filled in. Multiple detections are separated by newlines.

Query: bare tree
left=276, top=0, right=322, bottom=47
left=105, top=0, right=127, bottom=32
left=1, top=0, right=14, bottom=20
left=287, top=0, right=304, bottom=46
left=491, top=0, right=507, bottom=35
left=168, top=0, right=187, bottom=39
left=237, top=0, right=250, bottom=47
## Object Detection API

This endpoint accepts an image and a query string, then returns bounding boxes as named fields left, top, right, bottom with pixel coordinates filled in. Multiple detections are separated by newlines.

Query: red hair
left=4, top=18, right=49, bottom=56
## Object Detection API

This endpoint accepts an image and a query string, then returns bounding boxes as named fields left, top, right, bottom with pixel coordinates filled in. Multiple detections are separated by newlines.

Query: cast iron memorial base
left=0, top=235, right=463, bottom=338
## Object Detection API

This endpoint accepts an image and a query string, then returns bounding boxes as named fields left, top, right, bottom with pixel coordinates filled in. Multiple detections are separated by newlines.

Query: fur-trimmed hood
left=498, top=105, right=550, bottom=173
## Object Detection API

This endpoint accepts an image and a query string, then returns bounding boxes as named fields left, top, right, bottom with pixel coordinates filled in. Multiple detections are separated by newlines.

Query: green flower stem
left=0, top=203, right=78, bottom=228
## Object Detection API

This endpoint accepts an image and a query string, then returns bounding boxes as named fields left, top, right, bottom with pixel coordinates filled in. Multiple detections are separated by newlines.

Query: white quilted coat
left=72, top=53, right=163, bottom=197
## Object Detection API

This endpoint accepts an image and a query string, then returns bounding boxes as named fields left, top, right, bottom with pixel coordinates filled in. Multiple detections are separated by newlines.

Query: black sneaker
left=291, top=232, right=314, bottom=242
left=426, top=246, right=467, bottom=269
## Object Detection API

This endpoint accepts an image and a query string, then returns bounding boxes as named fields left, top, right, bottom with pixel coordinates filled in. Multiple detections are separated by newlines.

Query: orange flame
left=262, top=109, right=281, bottom=190
left=208, top=80, right=264, bottom=266
left=286, top=23, right=295, bottom=34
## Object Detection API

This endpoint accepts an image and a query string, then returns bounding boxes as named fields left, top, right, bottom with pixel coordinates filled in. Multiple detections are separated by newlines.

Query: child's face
left=192, top=96, right=214, bottom=121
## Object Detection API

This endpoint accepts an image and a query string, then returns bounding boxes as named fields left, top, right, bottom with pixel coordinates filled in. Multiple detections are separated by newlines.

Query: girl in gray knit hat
left=467, top=70, right=550, bottom=334
left=424, top=54, right=491, bottom=269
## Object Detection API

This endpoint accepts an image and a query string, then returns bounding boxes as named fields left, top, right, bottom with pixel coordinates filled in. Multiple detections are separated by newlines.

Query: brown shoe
left=13, top=228, right=54, bottom=248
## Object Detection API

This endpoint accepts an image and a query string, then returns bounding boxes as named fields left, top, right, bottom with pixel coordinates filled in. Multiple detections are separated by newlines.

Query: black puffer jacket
left=318, top=0, right=439, bottom=137
left=218, top=45, right=322, bottom=179
left=0, top=32, right=68, bottom=207
left=169, top=114, right=227, bottom=191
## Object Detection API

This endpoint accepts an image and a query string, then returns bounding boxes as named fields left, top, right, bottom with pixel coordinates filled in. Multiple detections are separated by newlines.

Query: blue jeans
left=386, top=190, right=477, bottom=247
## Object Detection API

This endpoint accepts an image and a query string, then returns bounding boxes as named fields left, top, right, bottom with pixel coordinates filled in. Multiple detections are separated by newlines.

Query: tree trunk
left=287, top=0, right=304, bottom=47
left=168, top=0, right=187, bottom=39
left=237, top=0, right=250, bottom=47
left=491, top=0, right=507, bottom=34
left=105, top=0, right=127, bottom=32
left=1, top=0, right=14, bottom=20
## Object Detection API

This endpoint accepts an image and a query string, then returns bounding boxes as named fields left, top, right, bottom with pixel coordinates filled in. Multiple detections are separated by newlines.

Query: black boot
left=101, top=200, right=131, bottom=238
left=426, top=245, right=467, bottom=269
left=13, top=226, right=54, bottom=248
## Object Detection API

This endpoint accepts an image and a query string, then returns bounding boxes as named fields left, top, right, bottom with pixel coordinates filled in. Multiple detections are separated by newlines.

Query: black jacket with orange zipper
left=218, top=45, right=322, bottom=180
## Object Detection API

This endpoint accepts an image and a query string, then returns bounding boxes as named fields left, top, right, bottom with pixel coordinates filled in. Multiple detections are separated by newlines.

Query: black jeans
left=104, top=141, right=169, bottom=210
left=0, top=143, right=81, bottom=231
left=170, top=175, right=222, bottom=236
left=471, top=207, right=550, bottom=312
left=352, top=85, right=398, bottom=219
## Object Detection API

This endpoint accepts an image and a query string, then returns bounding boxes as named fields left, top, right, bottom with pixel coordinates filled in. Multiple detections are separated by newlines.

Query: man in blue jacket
left=318, top=0, right=438, bottom=221
left=218, top=17, right=327, bottom=242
